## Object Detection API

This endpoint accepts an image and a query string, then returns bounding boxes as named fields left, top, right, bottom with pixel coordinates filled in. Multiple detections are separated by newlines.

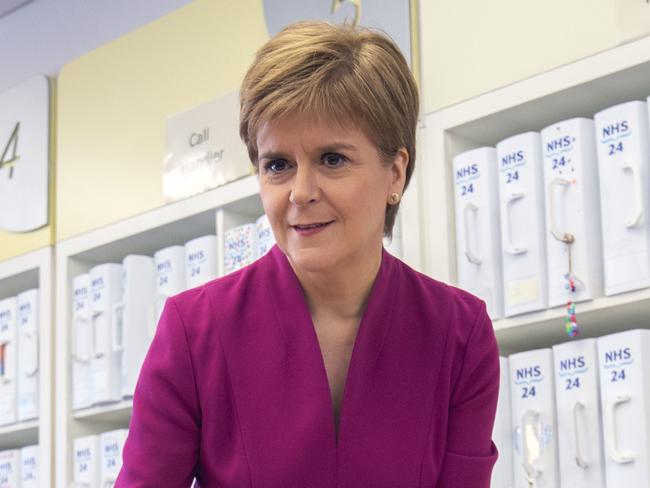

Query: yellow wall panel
left=420, top=0, right=620, bottom=112
left=56, top=0, right=268, bottom=241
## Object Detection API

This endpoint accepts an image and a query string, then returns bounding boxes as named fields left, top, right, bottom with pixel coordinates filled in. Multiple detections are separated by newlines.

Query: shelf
left=494, top=288, right=650, bottom=354
left=55, top=176, right=265, bottom=488
left=57, top=175, right=262, bottom=263
left=0, top=419, right=38, bottom=450
left=73, top=399, right=133, bottom=425
left=0, top=247, right=53, bottom=487
left=421, top=35, right=650, bottom=355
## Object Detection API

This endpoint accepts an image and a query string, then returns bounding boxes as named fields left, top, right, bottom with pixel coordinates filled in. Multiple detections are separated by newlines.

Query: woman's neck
left=291, top=243, right=383, bottom=325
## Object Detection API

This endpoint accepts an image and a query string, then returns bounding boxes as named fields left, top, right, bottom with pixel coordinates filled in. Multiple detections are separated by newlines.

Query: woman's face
left=256, top=114, right=407, bottom=274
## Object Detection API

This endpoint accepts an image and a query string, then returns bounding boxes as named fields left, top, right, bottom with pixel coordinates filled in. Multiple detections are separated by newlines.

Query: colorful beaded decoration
left=565, top=275, right=579, bottom=338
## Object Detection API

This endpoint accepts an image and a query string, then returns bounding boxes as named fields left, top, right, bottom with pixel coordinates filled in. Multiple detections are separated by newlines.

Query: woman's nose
left=289, top=164, right=320, bottom=206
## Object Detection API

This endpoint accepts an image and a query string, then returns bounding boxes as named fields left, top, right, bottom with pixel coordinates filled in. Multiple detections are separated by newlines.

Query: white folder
left=0, top=296, right=17, bottom=426
left=0, top=449, right=20, bottom=486
left=100, top=429, right=128, bottom=487
left=89, top=263, right=123, bottom=405
left=17, top=288, right=39, bottom=421
left=496, top=132, right=548, bottom=317
left=383, top=212, right=403, bottom=259
left=20, top=444, right=39, bottom=488
left=73, top=434, right=101, bottom=488
left=453, top=147, right=504, bottom=319
left=594, top=101, right=650, bottom=295
left=509, top=348, right=559, bottom=488
left=553, top=339, right=605, bottom=487
left=597, top=329, right=650, bottom=486
left=256, top=214, right=276, bottom=258
left=224, top=223, right=258, bottom=274
left=185, top=235, right=218, bottom=289
left=492, top=357, right=514, bottom=488
left=541, top=118, right=604, bottom=308
left=154, top=245, right=186, bottom=328
left=72, top=273, right=93, bottom=410
left=116, top=255, right=156, bottom=399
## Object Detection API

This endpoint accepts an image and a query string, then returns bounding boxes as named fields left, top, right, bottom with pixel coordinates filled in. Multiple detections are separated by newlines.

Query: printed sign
left=164, top=91, right=252, bottom=202
left=0, top=75, right=50, bottom=232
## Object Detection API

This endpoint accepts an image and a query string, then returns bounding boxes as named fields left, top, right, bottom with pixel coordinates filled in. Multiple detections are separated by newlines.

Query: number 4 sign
left=0, top=75, right=50, bottom=233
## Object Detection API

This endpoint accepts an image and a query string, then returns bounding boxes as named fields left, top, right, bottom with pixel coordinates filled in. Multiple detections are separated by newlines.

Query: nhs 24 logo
left=455, top=163, right=479, bottom=197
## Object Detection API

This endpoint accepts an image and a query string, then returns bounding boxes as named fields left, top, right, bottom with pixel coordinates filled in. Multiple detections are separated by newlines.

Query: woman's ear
left=390, top=147, right=409, bottom=194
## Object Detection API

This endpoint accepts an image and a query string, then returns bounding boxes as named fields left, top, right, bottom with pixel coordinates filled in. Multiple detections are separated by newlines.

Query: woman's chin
left=285, top=247, right=338, bottom=274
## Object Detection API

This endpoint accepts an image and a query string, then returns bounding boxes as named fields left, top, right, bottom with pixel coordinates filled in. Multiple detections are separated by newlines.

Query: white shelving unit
left=0, top=246, right=54, bottom=487
left=54, top=175, right=264, bottom=487
left=422, top=35, right=650, bottom=354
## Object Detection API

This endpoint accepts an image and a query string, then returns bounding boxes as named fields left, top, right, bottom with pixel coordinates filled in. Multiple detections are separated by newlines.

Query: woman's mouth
left=292, top=221, right=334, bottom=235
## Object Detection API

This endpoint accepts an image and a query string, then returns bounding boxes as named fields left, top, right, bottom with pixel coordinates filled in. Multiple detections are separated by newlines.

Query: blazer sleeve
left=436, top=303, right=500, bottom=488
left=115, top=297, right=201, bottom=487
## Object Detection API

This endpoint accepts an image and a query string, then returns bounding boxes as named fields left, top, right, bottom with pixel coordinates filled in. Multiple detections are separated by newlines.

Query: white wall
left=0, top=0, right=194, bottom=92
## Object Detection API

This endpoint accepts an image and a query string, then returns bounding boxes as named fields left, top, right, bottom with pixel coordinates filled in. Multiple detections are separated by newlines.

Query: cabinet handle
left=111, top=302, right=125, bottom=353
left=548, top=178, right=575, bottom=244
left=504, top=192, right=527, bottom=255
left=91, top=310, right=104, bottom=359
left=22, top=329, right=39, bottom=377
left=605, top=391, right=635, bottom=464
left=521, top=409, right=542, bottom=486
left=623, top=162, right=643, bottom=228
left=71, top=313, right=91, bottom=364
left=152, top=295, right=168, bottom=339
left=572, top=401, right=588, bottom=468
left=463, top=202, right=482, bottom=264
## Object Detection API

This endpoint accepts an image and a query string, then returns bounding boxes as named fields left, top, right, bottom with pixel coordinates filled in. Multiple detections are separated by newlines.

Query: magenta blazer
left=116, top=245, right=499, bottom=487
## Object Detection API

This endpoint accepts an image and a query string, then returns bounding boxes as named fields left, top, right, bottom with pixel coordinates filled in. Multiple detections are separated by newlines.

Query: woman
left=117, top=20, right=499, bottom=487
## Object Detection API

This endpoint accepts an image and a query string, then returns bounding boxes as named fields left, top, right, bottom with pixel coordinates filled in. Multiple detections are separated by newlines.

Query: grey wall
left=0, top=0, right=194, bottom=92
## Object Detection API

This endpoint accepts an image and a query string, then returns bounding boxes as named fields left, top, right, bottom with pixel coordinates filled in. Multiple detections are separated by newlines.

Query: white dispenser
left=256, top=214, right=276, bottom=258
left=0, top=296, right=17, bottom=426
left=541, top=118, right=604, bottom=308
left=89, top=263, right=123, bottom=405
left=20, top=444, right=38, bottom=488
left=496, top=132, right=548, bottom=317
left=116, top=255, right=156, bottom=399
left=553, top=338, right=605, bottom=487
left=154, top=245, right=186, bottom=327
left=492, top=356, right=514, bottom=488
left=185, top=235, right=218, bottom=288
left=509, top=348, right=559, bottom=488
left=72, top=273, right=93, bottom=410
left=17, top=288, right=39, bottom=421
left=0, top=449, right=19, bottom=486
left=383, top=212, right=403, bottom=259
left=452, top=147, right=504, bottom=319
left=73, top=435, right=101, bottom=488
left=594, top=101, right=650, bottom=295
left=597, top=329, right=650, bottom=487
left=224, top=223, right=258, bottom=274
left=100, top=429, right=128, bottom=487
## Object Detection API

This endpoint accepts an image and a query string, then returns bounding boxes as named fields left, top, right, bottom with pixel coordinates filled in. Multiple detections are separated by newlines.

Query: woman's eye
left=322, top=153, right=346, bottom=168
left=264, top=159, right=289, bottom=173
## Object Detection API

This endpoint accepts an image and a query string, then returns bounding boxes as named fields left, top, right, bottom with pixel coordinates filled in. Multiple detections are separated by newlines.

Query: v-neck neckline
left=266, top=245, right=399, bottom=451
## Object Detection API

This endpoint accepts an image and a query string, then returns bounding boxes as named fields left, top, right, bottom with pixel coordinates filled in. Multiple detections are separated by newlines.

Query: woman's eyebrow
left=315, top=143, right=357, bottom=153
left=258, top=150, right=288, bottom=161
left=259, top=143, right=357, bottom=161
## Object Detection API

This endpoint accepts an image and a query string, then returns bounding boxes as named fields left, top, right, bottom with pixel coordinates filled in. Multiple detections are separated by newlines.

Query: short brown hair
left=239, top=20, right=419, bottom=238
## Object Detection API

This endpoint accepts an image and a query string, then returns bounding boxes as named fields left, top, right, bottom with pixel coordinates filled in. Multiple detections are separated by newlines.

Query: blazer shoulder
left=394, top=259, right=489, bottom=341
left=169, top=254, right=270, bottom=331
